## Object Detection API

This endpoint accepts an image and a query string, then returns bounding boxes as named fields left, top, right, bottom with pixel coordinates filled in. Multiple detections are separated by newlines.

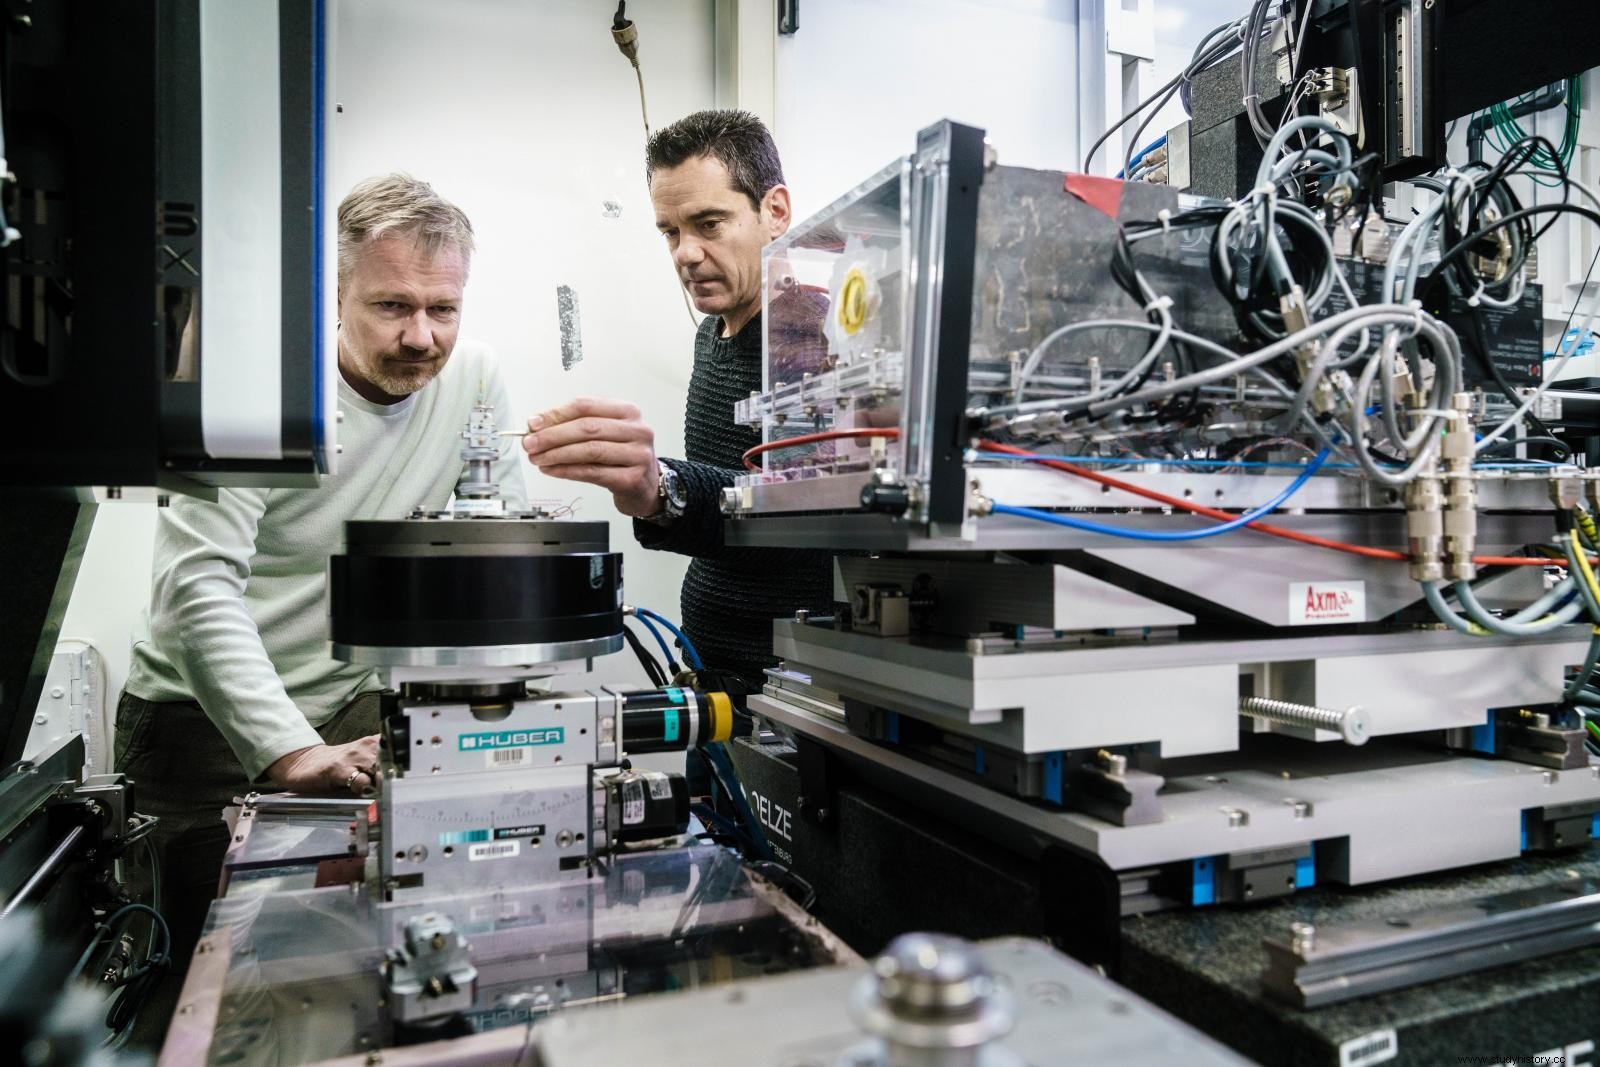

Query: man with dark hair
left=521, top=109, right=831, bottom=695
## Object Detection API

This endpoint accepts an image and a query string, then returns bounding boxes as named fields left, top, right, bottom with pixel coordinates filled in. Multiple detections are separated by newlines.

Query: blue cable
left=988, top=447, right=1329, bottom=541
left=630, top=612, right=678, bottom=671
left=701, top=743, right=772, bottom=860
left=634, top=607, right=704, bottom=671
left=1115, top=134, right=1167, bottom=179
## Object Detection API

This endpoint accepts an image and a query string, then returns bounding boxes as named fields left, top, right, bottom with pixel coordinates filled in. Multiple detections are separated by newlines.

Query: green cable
left=1482, top=75, right=1582, bottom=185
left=1587, top=718, right=1600, bottom=743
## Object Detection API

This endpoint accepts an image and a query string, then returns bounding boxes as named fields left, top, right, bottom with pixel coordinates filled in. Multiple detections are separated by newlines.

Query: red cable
left=741, top=428, right=900, bottom=472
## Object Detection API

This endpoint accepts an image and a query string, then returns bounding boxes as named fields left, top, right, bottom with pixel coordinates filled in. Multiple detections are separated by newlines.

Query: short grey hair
left=337, top=173, right=475, bottom=286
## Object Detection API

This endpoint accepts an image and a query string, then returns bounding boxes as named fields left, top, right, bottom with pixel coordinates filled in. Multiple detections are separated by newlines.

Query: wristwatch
left=642, top=461, right=687, bottom=525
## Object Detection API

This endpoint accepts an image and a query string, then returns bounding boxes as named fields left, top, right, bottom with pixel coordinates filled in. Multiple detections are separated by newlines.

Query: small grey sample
left=557, top=285, right=582, bottom=370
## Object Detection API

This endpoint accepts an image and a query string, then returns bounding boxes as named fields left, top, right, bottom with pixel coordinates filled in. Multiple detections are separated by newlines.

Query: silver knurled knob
left=850, top=933, right=1015, bottom=1064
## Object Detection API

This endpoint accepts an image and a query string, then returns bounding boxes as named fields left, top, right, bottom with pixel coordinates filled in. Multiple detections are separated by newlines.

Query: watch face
left=661, top=465, right=687, bottom=510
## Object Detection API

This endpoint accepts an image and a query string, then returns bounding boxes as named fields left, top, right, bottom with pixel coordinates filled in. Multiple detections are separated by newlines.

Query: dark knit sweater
left=633, top=306, right=835, bottom=687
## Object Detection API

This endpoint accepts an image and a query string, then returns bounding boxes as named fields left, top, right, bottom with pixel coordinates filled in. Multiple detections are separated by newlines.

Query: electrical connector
left=1549, top=475, right=1584, bottom=513
left=1280, top=287, right=1339, bottom=415
left=611, top=1, right=640, bottom=68
left=1405, top=476, right=1445, bottom=583
left=1441, top=394, right=1477, bottom=581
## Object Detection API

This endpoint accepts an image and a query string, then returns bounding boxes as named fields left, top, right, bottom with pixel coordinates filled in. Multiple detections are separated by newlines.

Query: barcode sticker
left=647, top=775, right=673, bottom=800
left=468, top=841, right=521, bottom=862
left=487, top=747, right=529, bottom=769
left=1338, top=1029, right=1397, bottom=1067
left=623, top=779, right=645, bottom=825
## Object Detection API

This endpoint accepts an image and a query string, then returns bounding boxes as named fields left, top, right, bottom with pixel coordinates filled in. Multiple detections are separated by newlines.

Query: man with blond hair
left=116, top=173, right=525, bottom=1034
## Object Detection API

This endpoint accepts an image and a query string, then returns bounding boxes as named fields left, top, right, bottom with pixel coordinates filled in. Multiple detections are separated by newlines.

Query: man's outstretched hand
left=522, top=398, right=661, bottom=518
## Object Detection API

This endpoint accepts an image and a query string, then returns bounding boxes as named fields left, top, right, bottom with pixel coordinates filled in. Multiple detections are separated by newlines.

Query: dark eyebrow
left=687, top=208, right=728, bottom=224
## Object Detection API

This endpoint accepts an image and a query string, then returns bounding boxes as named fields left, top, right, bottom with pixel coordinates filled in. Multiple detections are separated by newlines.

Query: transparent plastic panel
left=741, top=158, right=910, bottom=486
left=198, top=846, right=837, bottom=1066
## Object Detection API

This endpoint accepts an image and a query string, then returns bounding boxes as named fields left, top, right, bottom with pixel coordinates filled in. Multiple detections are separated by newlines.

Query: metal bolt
left=407, top=845, right=428, bottom=863
left=853, top=933, right=1014, bottom=1055
left=1290, top=922, right=1316, bottom=953
left=1096, top=748, right=1127, bottom=776
left=1222, top=807, right=1249, bottom=827
left=1240, top=696, right=1369, bottom=745
left=430, top=933, right=445, bottom=952
left=33, top=714, right=46, bottom=725
left=1543, top=770, right=1558, bottom=785
left=793, top=609, right=810, bottom=624
left=556, top=829, right=574, bottom=848
left=1284, top=798, right=1312, bottom=818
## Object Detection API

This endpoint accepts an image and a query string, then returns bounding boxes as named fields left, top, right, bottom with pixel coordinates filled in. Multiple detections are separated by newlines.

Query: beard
left=365, top=353, right=442, bottom=397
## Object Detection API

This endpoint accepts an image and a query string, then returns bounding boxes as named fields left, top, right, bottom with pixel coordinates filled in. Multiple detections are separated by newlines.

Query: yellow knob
left=706, top=691, right=734, bottom=743
left=838, top=266, right=869, bottom=336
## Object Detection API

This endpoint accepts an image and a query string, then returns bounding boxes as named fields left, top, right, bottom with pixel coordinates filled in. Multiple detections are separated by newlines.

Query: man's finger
left=528, top=440, right=649, bottom=470
left=527, top=397, right=640, bottom=431
left=539, top=464, right=640, bottom=492
left=524, top=417, right=649, bottom=457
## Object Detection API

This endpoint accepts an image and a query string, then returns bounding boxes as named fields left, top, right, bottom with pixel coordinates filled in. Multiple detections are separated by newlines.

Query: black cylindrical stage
left=328, top=518, right=623, bottom=666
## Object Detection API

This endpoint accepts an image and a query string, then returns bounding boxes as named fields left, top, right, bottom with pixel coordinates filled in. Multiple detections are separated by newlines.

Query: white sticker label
left=623, top=779, right=645, bottom=825
left=1339, top=1029, right=1398, bottom=1067
left=648, top=775, right=673, bottom=800
left=1289, top=581, right=1367, bottom=625
left=468, top=840, right=521, bottom=862
left=488, top=747, right=530, bottom=769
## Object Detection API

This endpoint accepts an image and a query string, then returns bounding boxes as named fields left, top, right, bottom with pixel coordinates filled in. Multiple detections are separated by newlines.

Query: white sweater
left=125, top=341, right=528, bottom=779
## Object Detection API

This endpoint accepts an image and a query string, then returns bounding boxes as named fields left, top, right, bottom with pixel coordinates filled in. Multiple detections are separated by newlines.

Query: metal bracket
left=1069, top=759, right=1165, bottom=827
left=1498, top=708, right=1590, bottom=770
left=1263, top=877, right=1600, bottom=1008
left=1524, top=800, right=1600, bottom=852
